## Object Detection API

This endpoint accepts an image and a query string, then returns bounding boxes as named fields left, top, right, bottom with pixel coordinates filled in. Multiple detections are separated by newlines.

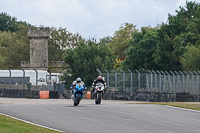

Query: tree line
left=0, top=1, right=200, bottom=87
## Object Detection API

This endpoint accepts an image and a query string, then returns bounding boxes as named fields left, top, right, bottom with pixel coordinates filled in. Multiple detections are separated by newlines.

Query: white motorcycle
left=94, top=82, right=105, bottom=104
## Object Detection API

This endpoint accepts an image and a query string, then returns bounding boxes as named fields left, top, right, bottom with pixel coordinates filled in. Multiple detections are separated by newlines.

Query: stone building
left=21, top=27, right=65, bottom=71
left=21, top=27, right=49, bottom=70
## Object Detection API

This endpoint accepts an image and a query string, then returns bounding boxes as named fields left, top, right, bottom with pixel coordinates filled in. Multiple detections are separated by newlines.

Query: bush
left=26, top=82, right=32, bottom=90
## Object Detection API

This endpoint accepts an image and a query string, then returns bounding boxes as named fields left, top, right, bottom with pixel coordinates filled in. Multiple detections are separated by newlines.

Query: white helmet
left=76, top=78, right=81, bottom=83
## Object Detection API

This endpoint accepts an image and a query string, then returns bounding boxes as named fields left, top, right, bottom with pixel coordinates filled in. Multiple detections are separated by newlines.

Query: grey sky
left=1, top=0, right=200, bottom=40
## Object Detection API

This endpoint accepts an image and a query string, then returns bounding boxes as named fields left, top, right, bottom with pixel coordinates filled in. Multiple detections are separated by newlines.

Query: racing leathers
left=70, top=80, right=87, bottom=98
left=92, top=78, right=107, bottom=98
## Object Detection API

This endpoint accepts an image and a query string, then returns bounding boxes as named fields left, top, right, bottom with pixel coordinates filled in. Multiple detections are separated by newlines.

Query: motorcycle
left=94, top=82, right=105, bottom=104
left=72, top=83, right=85, bottom=106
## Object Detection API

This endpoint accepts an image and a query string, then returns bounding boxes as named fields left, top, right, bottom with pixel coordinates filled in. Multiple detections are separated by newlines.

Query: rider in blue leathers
left=70, top=78, right=87, bottom=98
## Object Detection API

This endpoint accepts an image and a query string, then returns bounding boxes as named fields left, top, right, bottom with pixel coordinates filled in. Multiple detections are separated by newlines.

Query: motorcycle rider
left=92, top=76, right=107, bottom=98
left=70, top=78, right=87, bottom=98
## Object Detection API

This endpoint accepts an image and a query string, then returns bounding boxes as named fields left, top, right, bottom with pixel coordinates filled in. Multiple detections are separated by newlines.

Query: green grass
left=131, top=102, right=200, bottom=111
left=0, top=114, right=62, bottom=133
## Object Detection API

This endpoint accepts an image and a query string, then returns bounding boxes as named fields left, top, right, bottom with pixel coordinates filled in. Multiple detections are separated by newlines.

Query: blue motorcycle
left=72, top=83, right=85, bottom=106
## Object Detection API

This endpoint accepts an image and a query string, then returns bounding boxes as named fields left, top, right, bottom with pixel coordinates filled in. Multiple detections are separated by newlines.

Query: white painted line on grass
left=0, top=112, right=64, bottom=133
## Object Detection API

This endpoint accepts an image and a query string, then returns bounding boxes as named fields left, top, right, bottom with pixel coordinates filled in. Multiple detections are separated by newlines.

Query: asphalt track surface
left=0, top=99, right=200, bottom=133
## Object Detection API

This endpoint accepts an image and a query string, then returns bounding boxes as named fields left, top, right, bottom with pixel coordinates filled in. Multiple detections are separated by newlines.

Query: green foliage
left=48, top=27, right=85, bottom=62
left=123, top=1, right=200, bottom=71
left=64, top=42, right=114, bottom=87
left=122, top=27, right=159, bottom=71
left=0, top=26, right=29, bottom=69
left=108, top=23, right=138, bottom=58
left=153, top=1, right=200, bottom=71
left=0, top=12, right=30, bottom=32
left=26, top=82, right=32, bottom=90
left=180, top=45, right=200, bottom=71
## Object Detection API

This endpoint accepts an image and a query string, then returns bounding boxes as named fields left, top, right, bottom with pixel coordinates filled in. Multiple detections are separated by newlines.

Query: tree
left=153, top=1, right=200, bottom=71
left=0, top=26, right=29, bottom=69
left=48, top=27, right=85, bottom=62
left=180, top=45, right=200, bottom=71
left=108, top=23, right=138, bottom=58
left=64, top=42, right=114, bottom=87
left=0, top=12, right=30, bottom=32
left=122, top=27, right=159, bottom=71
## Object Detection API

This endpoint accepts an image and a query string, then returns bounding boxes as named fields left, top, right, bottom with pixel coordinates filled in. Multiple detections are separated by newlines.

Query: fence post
left=165, top=71, right=170, bottom=93
left=170, top=71, right=175, bottom=94
left=135, top=69, right=140, bottom=91
left=104, top=69, right=109, bottom=91
left=152, top=70, right=157, bottom=92
left=156, top=70, right=162, bottom=92
left=112, top=69, right=117, bottom=91
left=194, top=71, right=199, bottom=94
left=47, top=69, right=51, bottom=81
left=189, top=71, right=193, bottom=94
left=184, top=71, right=189, bottom=93
left=174, top=71, right=180, bottom=92
left=96, top=69, right=101, bottom=76
left=22, top=69, right=25, bottom=91
left=161, top=71, right=165, bottom=92
left=120, top=70, right=125, bottom=91
left=148, top=70, right=153, bottom=91
left=179, top=71, right=184, bottom=92
left=34, top=68, right=38, bottom=91
left=128, top=69, right=133, bottom=91
left=7, top=68, right=11, bottom=90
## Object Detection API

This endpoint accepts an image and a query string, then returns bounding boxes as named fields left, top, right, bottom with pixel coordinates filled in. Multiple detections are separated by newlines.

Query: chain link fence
left=99, top=69, right=200, bottom=94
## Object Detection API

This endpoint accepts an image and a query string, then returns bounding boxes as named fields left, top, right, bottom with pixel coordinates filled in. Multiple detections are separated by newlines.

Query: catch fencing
left=98, top=69, right=200, bottom=94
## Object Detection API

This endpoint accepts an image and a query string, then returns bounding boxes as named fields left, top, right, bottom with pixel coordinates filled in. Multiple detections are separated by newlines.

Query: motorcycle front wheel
left=95, top=92, right=102, bottom=104
left=74, top=93, right=81, bottom=106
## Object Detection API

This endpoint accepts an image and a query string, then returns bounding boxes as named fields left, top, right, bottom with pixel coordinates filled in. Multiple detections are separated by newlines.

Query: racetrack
left=0, top=98, right=200, bottom=133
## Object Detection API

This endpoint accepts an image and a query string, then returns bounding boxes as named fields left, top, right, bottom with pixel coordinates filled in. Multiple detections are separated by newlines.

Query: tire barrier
left=39, top=91, right=49, bottom=99
left=0, top=89, right=39, bottom=98
left=0, top=89, right=59, bottom=99
left=49, top=90, right=59, bottom=99
left=0, top=88, right=199, bottom=101
left=103, top=91, right=200, bottom=102
left=176, top=93, right=195, bottom=102
left=86, top=91, right=91, bottom=99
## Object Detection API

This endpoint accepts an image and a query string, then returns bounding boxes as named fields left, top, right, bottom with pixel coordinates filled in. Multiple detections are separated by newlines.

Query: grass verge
left=131, top=102, right=200, bottom=111
left=0, top=114, right=61, bottom=133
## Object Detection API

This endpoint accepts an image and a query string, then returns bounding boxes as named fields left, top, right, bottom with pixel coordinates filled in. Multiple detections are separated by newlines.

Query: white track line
left=158, top=105, right=200, bottom=113
left=0, top=112, right=64, bottom=133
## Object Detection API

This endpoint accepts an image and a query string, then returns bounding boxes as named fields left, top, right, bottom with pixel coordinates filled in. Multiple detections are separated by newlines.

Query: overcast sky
left=1, top=0, right=200, bottom=40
